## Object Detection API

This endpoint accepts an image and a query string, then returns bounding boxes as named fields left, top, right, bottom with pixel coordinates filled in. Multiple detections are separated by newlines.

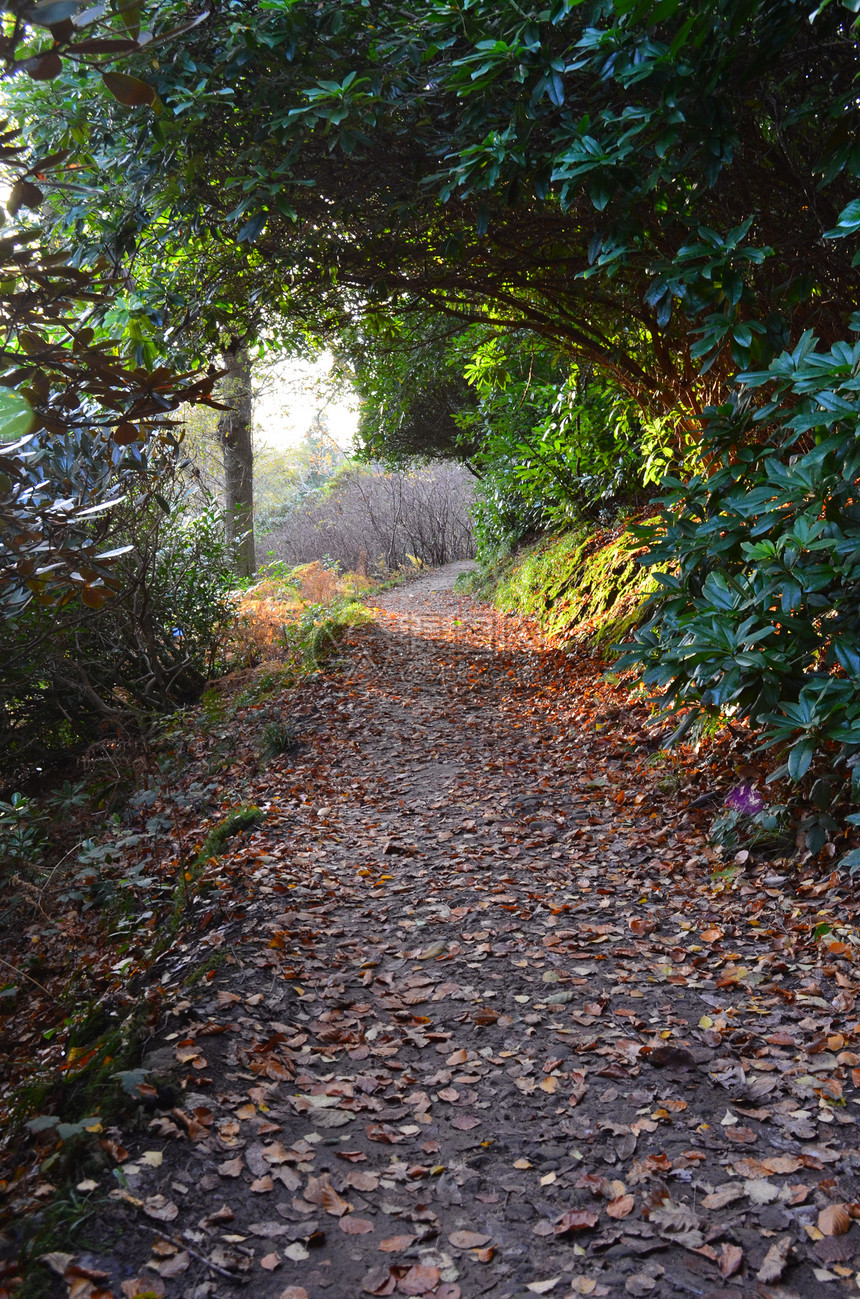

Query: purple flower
left=725, top=783, right=766, bottom=815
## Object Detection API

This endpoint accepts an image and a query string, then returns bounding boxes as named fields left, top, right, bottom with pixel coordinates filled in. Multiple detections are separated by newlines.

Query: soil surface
left=47, top=564, right=860, bottom=1299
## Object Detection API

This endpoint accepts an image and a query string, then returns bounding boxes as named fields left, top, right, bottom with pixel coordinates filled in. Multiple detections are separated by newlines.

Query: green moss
left=173, top=804, right=265, bottom=922
left=183, top=949, right=227, bottom=988
left=197, top=805, right=264, bottom=859
left=479, top=527, right=659, bottom=652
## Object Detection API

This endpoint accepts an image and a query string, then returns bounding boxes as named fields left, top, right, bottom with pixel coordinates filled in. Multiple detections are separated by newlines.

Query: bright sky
left=254, top=352, right=360, bottom=451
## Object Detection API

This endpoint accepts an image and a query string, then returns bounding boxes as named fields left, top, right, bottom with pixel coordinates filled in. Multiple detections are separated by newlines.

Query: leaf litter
left=4, top=562, right=860, bottom=1297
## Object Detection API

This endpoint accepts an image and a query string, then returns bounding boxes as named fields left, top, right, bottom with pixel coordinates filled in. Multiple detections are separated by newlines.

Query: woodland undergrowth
left=1, top=556, right=856, bottom=1286
left=0, top=564, right=375, bottom=1175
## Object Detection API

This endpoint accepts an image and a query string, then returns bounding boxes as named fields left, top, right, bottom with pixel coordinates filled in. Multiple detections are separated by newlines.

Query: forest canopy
left=6, top=0, right=860, bottom=811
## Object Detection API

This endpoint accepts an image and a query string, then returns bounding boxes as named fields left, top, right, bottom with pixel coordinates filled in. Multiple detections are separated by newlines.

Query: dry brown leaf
left=397, top=1263, right=441, bottom=1295
left=379, top=1235, right=415, bottom=1253
left=762, top=1156, right=802, bottom=1175
left=156, top=1251, right=189, bottom=1278
left=607, top=1194, right=635, bottom=1219
left=555, top=1210, right=599, bottom=1235
left=322, top=1183, right=352, bottom=1216
left=39, top=1253, right=74, bottom=1277
left=340, top=1217, right=375, bottom=1234
left=724, top=1125, right=757, bottom=1145
left=756, top=1235, right=791, bottom=1283
left=200, top=1204, right=234, bottom=1226
left=818, top=1204, right=851, bottom=1236
left=701, top=1184, right=745, bottom=1210
left=344, top=1170, right=380, bottom=1192
left=449, top=1230, right=491, bottom=1249
left=142, top=1196, right=179, bottom=1223
left=260, top=1253, right=281, bottom=1271
left=217, top=1156, right=244, bottom=1178
left=719, top=1244, right=743, bottom=1279
left=304, top=1173, right=352, bottom=1217
left=149, top=1241, right=177, bottom=1258
left=362, top=1267, right=397, bottom=1296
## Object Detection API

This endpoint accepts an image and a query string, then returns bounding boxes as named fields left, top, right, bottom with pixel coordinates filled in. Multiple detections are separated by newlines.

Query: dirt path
left=51, top=565, right=860, bottom=1299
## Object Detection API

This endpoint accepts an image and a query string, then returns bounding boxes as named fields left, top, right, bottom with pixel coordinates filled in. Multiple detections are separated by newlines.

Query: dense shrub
left=0, top=478, right=237, bottom=781
left=617, top=328, right=860, bottom=817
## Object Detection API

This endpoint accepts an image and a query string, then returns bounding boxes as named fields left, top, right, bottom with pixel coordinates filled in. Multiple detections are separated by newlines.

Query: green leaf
left=111, top=1067, right=149, bottom=1095
left=26, top=1114, right=59, bottom=1132
left=825, top=198, right=860, bottom=238
left=787, top=736, right=816, bottom=781
left=0, top=390, right=34, bottom=441
left=841, top=848, right=860, bottom=873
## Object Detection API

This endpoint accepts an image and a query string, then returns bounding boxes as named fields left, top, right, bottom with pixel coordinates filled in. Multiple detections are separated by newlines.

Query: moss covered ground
left=466, top=525, right=658, bottom=652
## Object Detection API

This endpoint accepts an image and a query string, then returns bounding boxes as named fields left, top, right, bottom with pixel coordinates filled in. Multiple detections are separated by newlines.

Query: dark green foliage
left=16, top=0, right=859, bottom=414
left=617, top=327, right=860, bottom=803
left=260, top=718, right=300, bottom=759
left=0, top=478, right=237, bottom=782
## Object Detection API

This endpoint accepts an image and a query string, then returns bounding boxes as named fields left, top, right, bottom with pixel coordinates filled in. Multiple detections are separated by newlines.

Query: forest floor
left=9, top=562, right=860, bottom=1299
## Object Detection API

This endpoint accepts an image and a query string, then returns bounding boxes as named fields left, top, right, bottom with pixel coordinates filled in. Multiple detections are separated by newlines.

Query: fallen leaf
left=449, top=1230, right=491, bottom=1249
left=397, top=1263, right=441, bottom=1295
left=201, top=1204, right=234, bottom=1226
left=218, top=1156, right=244, bottom=1178
left=340, top=1217, right=375, bottom=1234
left=379, top=1235, right=415, bottom=1252
left=719, top=1244, right=743, bottom=1279
left=756, top=1235, right=792, bottom=1282
left=724, top=1125, right=757, bottom=1145
left=818, top=1204, right=851, bottom=1236
left=260, top=1253, right=281, bottom=1271
left=157, top=1251, right=190, bottom=1278
left=607, top=1194, right=635, bottom=1219
left=362, top=1267, right=397, bottom=1296
left=701, top=1184, right=745, bottom=1210
left=745, top=1178, right=780, bottom=1205
left=143, top=1195, right=179, bottom=1223
left=555, top=1210, right=599, bottom=1235
left=304, top=1174, right=352, bottom=1217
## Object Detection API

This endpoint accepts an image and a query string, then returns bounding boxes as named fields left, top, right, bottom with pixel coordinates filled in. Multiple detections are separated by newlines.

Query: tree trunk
left=217, top=343, right=255, bottom=579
